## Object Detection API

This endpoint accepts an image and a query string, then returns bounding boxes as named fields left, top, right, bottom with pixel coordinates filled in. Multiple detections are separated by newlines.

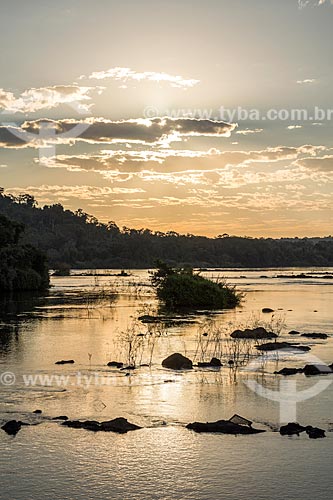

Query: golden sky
left=1, top=0, right=333, bottom=237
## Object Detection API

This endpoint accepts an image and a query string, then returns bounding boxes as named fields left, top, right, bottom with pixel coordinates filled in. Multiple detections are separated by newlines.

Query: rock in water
left=198, top=358, right=222, bottom=368
left=275, top=367, right=304, bottom=376
left=62, top=417, right=141, bottom=433
left=209, top=357, right=222, bottom=367
left=100, top=418, right=141, bottom=433
left=107, top=361, right=124, bottom=368
left=1, top=420, right=22, bottom=436
left=280, top=422, right=326, bottom=438
left=186, top=420, right=265, bottom=435
left=301, top=333, right=328, bottom=340
left=262, top=308, right=274, bottom=313
left=257, top=342, right=311, bottom=352
left=162, top=353, right=193, bottom=370
left=280, top=422, right=306, bottom=436
left=306, top=426, right=326, bottom=439
left=303, top=364, right=332, bottom=376
left=55, top=360, right=75, bottom=365
left=231, top=327, right=277, bottom=340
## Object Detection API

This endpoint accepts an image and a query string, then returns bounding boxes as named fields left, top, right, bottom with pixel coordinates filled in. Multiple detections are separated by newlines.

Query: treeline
left=0, top=212, right=49, bottom=292
left=0, top=188, right=332, bottom=269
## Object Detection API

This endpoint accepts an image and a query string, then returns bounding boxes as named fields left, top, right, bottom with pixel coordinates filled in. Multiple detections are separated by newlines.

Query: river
left=1, top=268, right=332, bottom=500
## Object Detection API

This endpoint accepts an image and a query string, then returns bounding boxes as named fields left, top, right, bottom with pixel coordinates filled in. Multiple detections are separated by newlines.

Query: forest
left=0, top=211, right=49, bottom=291
left=0, top=188, right=332, bottom=269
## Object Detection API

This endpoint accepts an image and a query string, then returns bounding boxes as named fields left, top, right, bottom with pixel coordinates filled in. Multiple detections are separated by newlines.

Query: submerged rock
left=162, top=353, right=193, bottom=370
left=62, top=417, right=141, bottom=433
left=275, top=367, right=304, bottom=376
left=186, top=420, right=265, bottom=435
left=231, top=327, right=277, bottom=340
left=198, top=358, right=222, bottom=368
left=256, top=342, right=311, bottom=352
left=138, top=315, right=162, bottom=323
left=1, top=420, right=22, bottom=436
left=301, top=333, right=328, bottom=340
left=55, top=360, right=75, bottom=365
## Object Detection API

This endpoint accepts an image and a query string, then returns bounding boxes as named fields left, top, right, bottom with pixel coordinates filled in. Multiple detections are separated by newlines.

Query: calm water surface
left=1, top=268, right=332, bottom=500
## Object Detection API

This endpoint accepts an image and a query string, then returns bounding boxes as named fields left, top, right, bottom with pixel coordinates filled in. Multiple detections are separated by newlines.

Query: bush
left=151, top=262, right=240, bottom=310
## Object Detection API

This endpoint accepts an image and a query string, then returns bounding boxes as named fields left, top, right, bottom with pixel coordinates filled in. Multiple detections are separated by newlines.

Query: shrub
left=151, top=262, right=240, bottom=310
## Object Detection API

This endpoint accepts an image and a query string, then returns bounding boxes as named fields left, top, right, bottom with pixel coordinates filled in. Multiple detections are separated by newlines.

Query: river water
left=0, top=268, right=332, bottom=500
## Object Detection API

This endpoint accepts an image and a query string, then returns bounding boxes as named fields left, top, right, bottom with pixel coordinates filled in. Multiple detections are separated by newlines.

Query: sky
left=1, top=0, right=333, bottom=237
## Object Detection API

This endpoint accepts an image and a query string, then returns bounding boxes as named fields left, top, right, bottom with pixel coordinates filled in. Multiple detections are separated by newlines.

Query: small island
left=151, top=262, right=240, bottom=309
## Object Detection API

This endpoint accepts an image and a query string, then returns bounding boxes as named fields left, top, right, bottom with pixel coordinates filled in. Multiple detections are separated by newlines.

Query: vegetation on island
left=1, top=189, right=333, bottom=269
left=151, top=262, right=240, bottom=309
left=0, top=213, right=49, bottom=292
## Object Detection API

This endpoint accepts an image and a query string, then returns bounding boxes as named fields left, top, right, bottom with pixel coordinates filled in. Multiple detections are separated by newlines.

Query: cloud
left=6, top=185, right=145, bottom=201
left=298, top=0, right=332, bottom=8
left=0, top=117, right=236, bottom=149
left=0, top=125, right=29, bottom=148
left=296, top=79, right=316, bottom=84
left=40, top=144, right=326, bottom=176
left=81, top=67, right=200, bottom=89
left=236, top=128, right=263, bottom=135
left=0, top=85, right=103, bottom=114
left=297, top=155, right=333, bottom=171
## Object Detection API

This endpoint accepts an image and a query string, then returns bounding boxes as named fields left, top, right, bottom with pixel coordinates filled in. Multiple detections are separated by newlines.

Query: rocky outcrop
left=162, top=353, right=193, bottom=370
left=62, top=417, right=141, bottom=433
left=231, top=327, right=277, bottom=340
left=186, top=420, right=265, bottom=435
